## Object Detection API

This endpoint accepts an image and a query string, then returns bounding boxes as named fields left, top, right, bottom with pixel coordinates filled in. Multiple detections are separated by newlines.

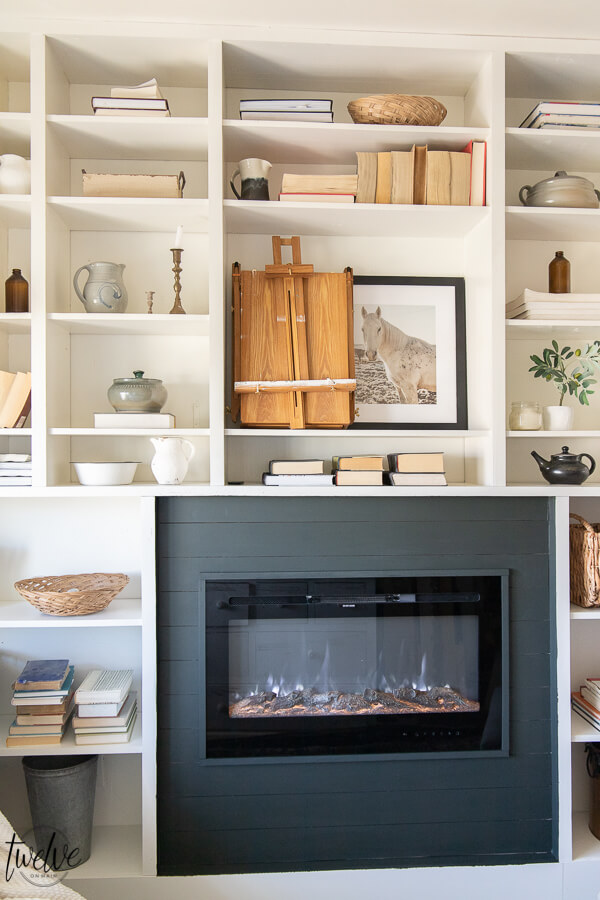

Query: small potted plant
left=529, top=340, right=600, bottom=430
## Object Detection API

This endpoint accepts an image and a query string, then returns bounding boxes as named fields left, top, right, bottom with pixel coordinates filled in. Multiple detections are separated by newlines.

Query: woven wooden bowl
left=347, top=94, right=447, bottom=126
left=14, top=573, right=129, bottom=617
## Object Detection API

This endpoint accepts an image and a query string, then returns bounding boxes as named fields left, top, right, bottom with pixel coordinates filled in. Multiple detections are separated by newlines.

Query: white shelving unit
left=1, top=18, right=600, bottom=896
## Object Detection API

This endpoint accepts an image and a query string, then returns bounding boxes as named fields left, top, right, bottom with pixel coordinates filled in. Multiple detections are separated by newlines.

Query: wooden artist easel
left=231, top=236, right=355, bottom=429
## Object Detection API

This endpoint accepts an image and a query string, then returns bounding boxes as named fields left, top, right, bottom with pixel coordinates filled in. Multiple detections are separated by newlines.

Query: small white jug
left=0, top=155, right=31, bottom=194
left=150, top=437, right=195, bottom=485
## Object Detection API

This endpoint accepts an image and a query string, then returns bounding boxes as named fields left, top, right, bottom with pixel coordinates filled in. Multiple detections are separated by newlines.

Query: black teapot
left=531, top=446, right=596, bottom=485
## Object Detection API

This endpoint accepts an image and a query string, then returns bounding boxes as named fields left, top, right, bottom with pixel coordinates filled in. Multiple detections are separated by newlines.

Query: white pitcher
left=150, top=437, right=195, bottom=484
left=0, top=154, right=31, bottom=194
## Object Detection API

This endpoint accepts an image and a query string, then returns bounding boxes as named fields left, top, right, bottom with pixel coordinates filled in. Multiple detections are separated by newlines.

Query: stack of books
left=72, top=669, right=136, bottom=745
left=387, top=451, right=447, bottom=486
left=6, top=659, right=74, bottom=748
left=572, top=678, right=600, bottom=732
left=262, top=459, right=332, bottom=486
left=520, top=101, right=600, bottom=129
left=94, top=412, right=175, bottom=429
left=0, top=452, right=31, bottom=486
left=92, top=78, right=170, bottom=117
left=239, top=98, right=333, bottom=122
left=0, top=370, right=31, bottom=428
left=506, top=289, right=600, bottom=320
left=279, top=173, right=358, bottom=203
left=333, top=455, right=384, bottom=486
left=356, top=142, right=486, bottom=206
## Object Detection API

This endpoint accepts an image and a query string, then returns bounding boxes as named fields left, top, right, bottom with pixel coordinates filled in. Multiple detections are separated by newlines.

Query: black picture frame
left=349, top=275, right=467, bottom=430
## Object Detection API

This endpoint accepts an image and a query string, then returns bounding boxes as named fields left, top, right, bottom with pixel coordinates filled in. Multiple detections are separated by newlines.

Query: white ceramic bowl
left=73, top=461, right=139, bottom=486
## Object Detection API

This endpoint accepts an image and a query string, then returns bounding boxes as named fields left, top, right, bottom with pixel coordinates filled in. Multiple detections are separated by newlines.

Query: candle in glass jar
left=509, top=401, right=542, bottom=430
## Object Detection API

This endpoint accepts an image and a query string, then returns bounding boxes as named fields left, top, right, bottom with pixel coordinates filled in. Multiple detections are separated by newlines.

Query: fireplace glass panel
left=228, top=614, right=480, bottom=718
left=204, top=575, right=506, bottom=758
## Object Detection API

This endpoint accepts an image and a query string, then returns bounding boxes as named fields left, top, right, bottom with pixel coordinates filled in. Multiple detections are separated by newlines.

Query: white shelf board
left=0, top=428, right=31, bottom=436
left=0, top=595, right=142, bottom=627
left=0, top=196, right=30, bottom=227
left=47, top=197, right=209, bottom=233
left=0, top=713, right=142, bottom=757
left=225, top=199, right=488, bottom=237
left=571, top=603, right=600, bottom=619
left=571, top=709, right=600, bottom=743
left=507, top=319, right=600, bottom=340
left=0, top=112, right=30, bottom=156
left=48, top=312, right=209, bottom=336
left=572, top=812, right=600, bottom=863
left=0, top=313, right=30, bottom=334
left=50, top=428, right=210, bottom=436
left=64, top=825, right=142, bottom=880
left=507, top=430, right=600, bottom=437
left=225, top=428, right=486, bottom=438
left=223, top=120, right=489, bottom=165
left=506, top=206, right=600, bottom=241
left=47, top=115, right=208, bottom=161
left=506, top=127, right=600, bottom=172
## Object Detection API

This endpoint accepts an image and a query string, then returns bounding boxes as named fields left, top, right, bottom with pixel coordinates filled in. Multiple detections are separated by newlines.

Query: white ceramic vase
left=150, top=437, right=195, bottom=484
left=0, top=154, right=31, bottom=194
left=542, top=405, right=574, bottom=431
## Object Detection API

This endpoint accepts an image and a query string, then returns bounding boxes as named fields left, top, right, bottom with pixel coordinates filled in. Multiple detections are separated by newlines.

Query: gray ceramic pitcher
left=73, top=261, right=128, bottom=313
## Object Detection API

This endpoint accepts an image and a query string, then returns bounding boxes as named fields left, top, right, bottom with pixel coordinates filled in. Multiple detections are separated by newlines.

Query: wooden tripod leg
left=231, top=263, right=242, bottom=423
left=284, top=273, right=306, bottom=429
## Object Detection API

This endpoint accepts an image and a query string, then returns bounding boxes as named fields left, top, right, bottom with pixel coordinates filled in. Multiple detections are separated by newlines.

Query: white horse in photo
left=361, top=306, right=436, bottom=404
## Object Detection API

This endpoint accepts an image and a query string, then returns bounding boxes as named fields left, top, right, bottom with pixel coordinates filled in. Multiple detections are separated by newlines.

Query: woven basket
left=570, top=514, right=600, bottom=607
left=347, top=94, right=447, bottom=126
left=14, top=573, right=129, bottom=617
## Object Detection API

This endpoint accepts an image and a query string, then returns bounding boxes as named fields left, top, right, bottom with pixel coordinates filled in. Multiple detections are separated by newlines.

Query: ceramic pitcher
left=73, top=261, right=128, bottom=313
left=150, top=437, right=195, bottom=484
left=0, top=154, right=31, bottom=194
left=230, top=158, right=271, bottom=200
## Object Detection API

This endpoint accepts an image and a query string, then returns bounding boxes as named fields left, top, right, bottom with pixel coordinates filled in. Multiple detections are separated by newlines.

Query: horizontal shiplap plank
left=158, top=497, right=551, bottom=525
left=160, top=753, right=553, bottom=798
left=159, top=784, right=552, bottom=831
left=158, top=818, right=553, bottom=867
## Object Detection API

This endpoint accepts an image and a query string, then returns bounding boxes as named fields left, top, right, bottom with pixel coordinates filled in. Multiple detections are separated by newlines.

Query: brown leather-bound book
left=412, top=145, right=428, bottom=204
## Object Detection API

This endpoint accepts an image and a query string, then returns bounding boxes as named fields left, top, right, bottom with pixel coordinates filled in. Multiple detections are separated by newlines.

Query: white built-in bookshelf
left=2, top=20, right=600, bottom=892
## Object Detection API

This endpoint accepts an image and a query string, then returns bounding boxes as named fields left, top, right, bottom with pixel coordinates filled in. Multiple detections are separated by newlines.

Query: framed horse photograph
left=350, top=276, right=467, bottom=429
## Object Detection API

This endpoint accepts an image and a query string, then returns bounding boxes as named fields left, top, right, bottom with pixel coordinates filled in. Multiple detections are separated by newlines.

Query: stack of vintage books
left=239, top=98, right=333, bottom=122
left=279, top=173, right=358, bottom=203
left=333, top=455, right=385, bottom=486
left=6, top=659, right=74, bottom=748
left=262, top=459, right=333, bottom=486
left=386, top=451, right=447, bottom=486
left=72, top=669, right=136, bottom=745
left=571, top=678, right=600, bottom=732
left=0, top=452, right=31, bottom=486
left=506, top=289, right=600, bottom=320
left=91, top=78, right=170, bottom=117
left=520, top=101, right=600, bottom=129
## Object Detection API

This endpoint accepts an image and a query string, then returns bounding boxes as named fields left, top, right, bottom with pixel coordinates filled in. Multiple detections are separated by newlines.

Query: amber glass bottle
left=548, top=251, right=570, bottom=294
left=5, top=268, right=29, bottom=312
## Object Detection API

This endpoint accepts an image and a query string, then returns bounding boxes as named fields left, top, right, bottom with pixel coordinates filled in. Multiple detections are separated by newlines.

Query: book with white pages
left=74, top=710, right=137, bottom=745
left=110, top=78, right=163, bottom=99
left=75, top=669, right=133, bottom=705
left=74, top=695, right=137, bottom=733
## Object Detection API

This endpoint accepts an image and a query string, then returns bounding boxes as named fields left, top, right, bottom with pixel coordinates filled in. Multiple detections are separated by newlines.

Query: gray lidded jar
left=22, top=754, right=98, bottom=869
left=108, top=369, right=168, bottom=413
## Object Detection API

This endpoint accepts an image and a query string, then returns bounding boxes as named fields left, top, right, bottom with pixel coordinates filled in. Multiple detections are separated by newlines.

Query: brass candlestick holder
left=169, top=248, right=186, bottom=314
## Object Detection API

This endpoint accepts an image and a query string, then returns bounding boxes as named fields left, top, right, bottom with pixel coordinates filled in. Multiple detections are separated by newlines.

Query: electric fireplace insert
left=203, top=572, right=508, bottom=758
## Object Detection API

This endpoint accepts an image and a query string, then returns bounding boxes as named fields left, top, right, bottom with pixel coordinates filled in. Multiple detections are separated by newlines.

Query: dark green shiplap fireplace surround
left=156, top=496, right=557, bottom=875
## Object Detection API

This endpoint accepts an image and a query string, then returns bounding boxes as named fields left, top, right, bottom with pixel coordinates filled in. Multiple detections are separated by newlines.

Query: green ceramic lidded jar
left=107, top=370, right=167, bottom=413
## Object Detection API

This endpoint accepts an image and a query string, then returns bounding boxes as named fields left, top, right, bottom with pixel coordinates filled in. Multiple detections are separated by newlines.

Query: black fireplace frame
left=199, top=568, right=510, bottom=763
